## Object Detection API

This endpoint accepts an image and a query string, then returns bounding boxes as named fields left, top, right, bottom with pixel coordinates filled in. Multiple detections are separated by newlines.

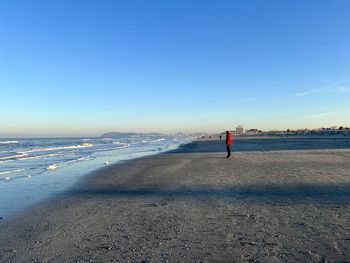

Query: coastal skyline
left=1, top=1, right=350, bottom=137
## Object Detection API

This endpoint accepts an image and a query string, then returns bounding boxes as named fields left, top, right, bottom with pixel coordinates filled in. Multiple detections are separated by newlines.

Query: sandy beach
left=1, top=137, right=350, bottom=262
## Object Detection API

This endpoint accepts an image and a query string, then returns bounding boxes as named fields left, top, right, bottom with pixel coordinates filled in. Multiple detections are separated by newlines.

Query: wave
left=40, top=155, right=96, bottom=171
left=116, top=144, right=130, bottom=149
left=0, top=140, right=19, bottom=144
left=111, top=141, right=131, bottom=149
left=0, top=152, right=61, bottom=162
left=60, top=155, right=95, bottom=165
left=143, top=138, right=166, bottom=144
left=18, top=153, right=60, bottom=161
left=20, top=143, right=94, bottom=154
left=0, top=152, right=28, bottom=161
left=113, top=141, right=129, bottom=145
left=95, top=144, right=131, bottom=152
left=84, top=143, right=131, bottom=154
left=139, top=138, right=165, bottom=144
left=0, top=143, right=94, bottom=161
left=0, top=168, right=25, bottom=175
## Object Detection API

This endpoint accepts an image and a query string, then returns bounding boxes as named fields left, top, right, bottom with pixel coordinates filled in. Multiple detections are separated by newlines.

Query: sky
left=0, top=0, right=350, bottom=137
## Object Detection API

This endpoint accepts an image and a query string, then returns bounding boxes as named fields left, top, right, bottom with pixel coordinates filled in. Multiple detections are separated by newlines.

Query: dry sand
left=1, top=138, right=350, bottom=262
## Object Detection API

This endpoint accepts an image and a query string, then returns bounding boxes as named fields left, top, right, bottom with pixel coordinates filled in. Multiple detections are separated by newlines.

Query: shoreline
left=3, top=139, right=349, bottom=223
left=0, top=138, right=190, bottom=220
left=1, top=139, right=350, bottom=262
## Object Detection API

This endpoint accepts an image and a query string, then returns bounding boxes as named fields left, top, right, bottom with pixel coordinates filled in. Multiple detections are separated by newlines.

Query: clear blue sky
left=1, top=0, right=350, bottom=137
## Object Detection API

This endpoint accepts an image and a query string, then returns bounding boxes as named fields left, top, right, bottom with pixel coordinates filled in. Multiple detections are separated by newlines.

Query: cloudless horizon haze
left=1, top=0, right=350, bottom=137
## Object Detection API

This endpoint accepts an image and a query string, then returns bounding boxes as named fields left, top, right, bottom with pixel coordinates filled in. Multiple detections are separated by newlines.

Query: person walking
left=225, top=130, right=232, bottom=158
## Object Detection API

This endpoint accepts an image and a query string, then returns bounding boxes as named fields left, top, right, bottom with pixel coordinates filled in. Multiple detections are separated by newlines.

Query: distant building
left=236, top=125, right=244, bottom=135
left=246, top=129, right=261, bottom=135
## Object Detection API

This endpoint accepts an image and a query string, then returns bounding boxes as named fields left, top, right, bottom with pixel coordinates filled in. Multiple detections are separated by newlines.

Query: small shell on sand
left=47, top=165, right=58, bottom=170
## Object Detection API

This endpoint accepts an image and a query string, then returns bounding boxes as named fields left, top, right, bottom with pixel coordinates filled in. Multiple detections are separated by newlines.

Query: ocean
left=0, top=135, right=191, bottom=218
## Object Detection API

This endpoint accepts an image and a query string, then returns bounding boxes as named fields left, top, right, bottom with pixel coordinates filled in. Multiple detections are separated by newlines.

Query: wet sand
left=1, top=138, right=350, bottom=262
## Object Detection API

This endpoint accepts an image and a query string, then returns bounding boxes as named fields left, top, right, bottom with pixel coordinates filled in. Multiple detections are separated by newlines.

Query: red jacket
left=225, top=133, right=232, bottom=145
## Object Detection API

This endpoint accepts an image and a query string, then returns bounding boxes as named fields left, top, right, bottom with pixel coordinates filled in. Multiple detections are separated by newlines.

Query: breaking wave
left=0, top=152, right=28, bottom=161
left=0, top=141, right=19, bottom=144
left=20, top=143, right=94, bottom=153
left=0, top=168, right=25, bottom=175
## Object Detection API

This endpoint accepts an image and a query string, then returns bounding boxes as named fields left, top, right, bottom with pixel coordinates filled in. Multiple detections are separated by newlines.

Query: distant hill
left=101, top=132, right=163, bottom=138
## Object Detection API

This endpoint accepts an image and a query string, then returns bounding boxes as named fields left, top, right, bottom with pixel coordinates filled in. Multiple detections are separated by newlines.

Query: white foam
left=21, top=143, right=94, bottom=154
left=60, top=155, right=94, bottom=165
left=94, top=145, right=130, bottom=152
left=75, top=155, right=94, bottom=162
left=47, top=164, right=58, bottom=170
left=148, top=138, right=166, bottom=143
left=104, top=161, right=109, bottom=165
left=0, top=153, right=28, bottom=161
left=4, top=177, right=10, bottom=180
left=0, top=169, right=25, bottom=175
left=109, top=142, right=131, bottom=149
left=113, top=141, right=129, bottom=146
left=0, top=140, right=19, bottom=144
left=17, top=153, right=60, bottom=161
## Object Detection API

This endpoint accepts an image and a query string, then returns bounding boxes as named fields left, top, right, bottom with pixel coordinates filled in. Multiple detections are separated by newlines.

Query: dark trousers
left=226, top=144, right=231, bottom=157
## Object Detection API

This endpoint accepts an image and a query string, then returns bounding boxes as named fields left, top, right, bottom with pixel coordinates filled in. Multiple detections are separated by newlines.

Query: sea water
left=0, top=135, right=191, bottom=218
